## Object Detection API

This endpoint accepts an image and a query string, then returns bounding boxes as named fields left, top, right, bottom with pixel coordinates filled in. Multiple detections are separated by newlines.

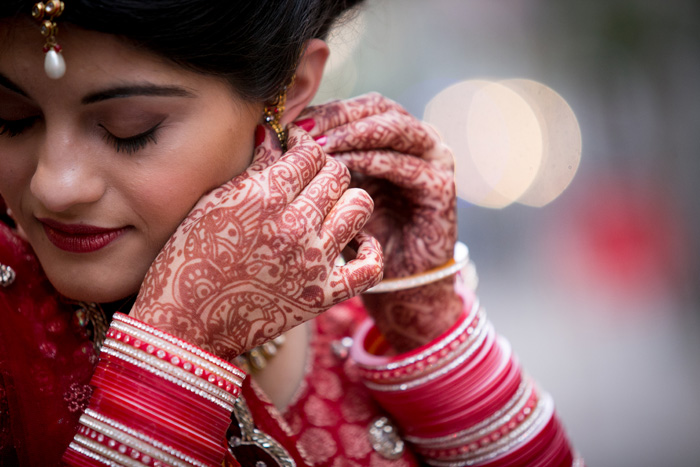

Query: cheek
left=0, top=146, right=36, bottom=215
left=127, top=140, right=253, bottom=246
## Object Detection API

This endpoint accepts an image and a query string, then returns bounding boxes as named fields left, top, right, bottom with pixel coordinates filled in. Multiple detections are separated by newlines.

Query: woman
left=0, top=1, right=580, bottom=465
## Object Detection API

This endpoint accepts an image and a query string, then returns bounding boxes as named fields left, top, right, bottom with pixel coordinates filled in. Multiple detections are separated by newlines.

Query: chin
left=50, top=274, right=141, bottom=304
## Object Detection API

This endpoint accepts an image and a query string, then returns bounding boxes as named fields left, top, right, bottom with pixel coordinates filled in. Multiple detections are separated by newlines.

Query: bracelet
left=64, top=314, right=247, bottom=466
left=364, top=242, right=472, bottom=294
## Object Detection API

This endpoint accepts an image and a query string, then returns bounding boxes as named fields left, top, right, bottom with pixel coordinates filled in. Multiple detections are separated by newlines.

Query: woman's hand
left=130, top=125, right=383, bottom=361
left=296, top=93, right=462, bottom=352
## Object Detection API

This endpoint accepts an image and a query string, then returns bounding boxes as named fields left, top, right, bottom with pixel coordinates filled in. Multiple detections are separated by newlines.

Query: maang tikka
left=32, top=1, right=66, bottom=79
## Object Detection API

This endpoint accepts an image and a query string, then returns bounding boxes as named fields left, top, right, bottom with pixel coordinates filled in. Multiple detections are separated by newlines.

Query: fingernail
left=314, top=135, right=327, bottom=146
left=254, top=124, right=265, bottom=146
left=296, top=118, right=315, bottom=132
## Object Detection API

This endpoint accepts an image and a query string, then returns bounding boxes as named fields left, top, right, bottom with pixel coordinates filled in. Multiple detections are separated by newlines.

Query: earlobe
left=281, top=39, right=330, bottom=126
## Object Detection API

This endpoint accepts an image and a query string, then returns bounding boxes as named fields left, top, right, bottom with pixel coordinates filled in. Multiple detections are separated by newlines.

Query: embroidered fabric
left=0, top=222, right=97, bottom=465
left=0, top=218, right=580, bottom=466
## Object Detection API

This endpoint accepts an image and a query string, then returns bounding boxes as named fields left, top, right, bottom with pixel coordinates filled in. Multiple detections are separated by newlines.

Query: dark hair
left=0, top=0, right=365, bottom=101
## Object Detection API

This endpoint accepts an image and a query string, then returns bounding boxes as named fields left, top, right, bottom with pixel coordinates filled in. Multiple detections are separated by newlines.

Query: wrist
left=362, top=276, right=463, bottom=353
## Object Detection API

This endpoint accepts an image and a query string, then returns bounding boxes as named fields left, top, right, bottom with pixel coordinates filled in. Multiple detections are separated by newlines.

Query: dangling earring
left=31, top=1, right=66, bottom=79
left=263, top=86, right=290, bottom=151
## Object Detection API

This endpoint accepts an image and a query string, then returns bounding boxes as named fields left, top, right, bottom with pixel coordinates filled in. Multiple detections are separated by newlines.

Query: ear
left=280, top=39, right=330, bottom=126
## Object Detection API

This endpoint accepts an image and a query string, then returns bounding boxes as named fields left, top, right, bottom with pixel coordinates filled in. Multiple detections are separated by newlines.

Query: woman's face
left=0, top=22, right=260, bottom=302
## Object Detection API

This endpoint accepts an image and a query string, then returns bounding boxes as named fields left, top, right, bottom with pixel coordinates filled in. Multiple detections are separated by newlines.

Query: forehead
left=0, top=20, right=207, bottom=102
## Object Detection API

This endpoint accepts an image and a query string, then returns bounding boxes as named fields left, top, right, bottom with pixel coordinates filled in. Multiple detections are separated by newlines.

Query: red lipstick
left=38, top=218, right=128, bottom=253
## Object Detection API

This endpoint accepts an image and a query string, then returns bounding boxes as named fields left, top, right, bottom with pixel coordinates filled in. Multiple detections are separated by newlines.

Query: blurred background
left=314, top=1, right=700, bottom=465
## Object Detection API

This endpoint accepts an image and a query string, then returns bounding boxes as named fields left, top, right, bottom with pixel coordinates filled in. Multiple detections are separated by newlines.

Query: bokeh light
left=502, top=79, right=582, bottom=208
left=424, top=79, right=582, bottom=209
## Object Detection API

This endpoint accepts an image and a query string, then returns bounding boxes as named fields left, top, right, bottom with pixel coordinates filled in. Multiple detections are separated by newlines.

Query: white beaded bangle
left=364, top=242, right=471, bottom=294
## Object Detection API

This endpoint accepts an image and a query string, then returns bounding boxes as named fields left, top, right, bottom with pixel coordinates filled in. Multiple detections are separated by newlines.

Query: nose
left=30, top=139, right=106, bottom=213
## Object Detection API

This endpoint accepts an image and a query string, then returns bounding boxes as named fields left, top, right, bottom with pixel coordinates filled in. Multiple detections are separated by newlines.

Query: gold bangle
left=364, top=242, right=472, bottom=294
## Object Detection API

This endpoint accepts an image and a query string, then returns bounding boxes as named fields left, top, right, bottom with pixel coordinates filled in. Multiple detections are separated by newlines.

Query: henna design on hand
left=131, top=125, right=383, bottom=360
left=297, top=93, right=462, bottom=352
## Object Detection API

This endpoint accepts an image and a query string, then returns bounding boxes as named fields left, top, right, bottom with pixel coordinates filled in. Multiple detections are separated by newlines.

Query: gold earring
left=263, top=86, right=289, bottom=151
left=31, top=1, right=66, bottom=79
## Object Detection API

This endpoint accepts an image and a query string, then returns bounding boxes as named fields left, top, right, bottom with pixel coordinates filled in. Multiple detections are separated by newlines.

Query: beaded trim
left=107, top=325, right=243, bottom=392
left=83, top=409, right=208, bottom=467
left=102, top=337, right=238, bottom=404
left=364, top=318, right=492, bottom=392
left=101, top=346, right=235, bottom=412
left=67, top=441, right=122, bottom=467
left=357, top=298, right=480, bottom=372
left=77, top=412, right=201, bottom=467
left=358, top=307, right=485, bottom=385
left=365, top=242, right=470, bottom=293
left=72, top=435, right=147, bottom=467
left=113, top=313, right=245, bottom=378
left=414, top=385, right=539, bottom=458
left=75, top=432, right=173, bottom=467
left=110, top=319, right=244, bottom=385
left=424, top=393, right=554, bottom=466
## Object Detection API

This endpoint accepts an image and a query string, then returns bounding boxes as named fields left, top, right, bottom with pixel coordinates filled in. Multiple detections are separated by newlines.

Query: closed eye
left=0, top=116, right=39, bottom=137
left=100, top=120, right=163, bottom=154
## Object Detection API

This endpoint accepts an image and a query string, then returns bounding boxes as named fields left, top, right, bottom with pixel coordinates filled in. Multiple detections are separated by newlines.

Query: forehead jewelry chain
left=31, top=1, right=66, bottom=79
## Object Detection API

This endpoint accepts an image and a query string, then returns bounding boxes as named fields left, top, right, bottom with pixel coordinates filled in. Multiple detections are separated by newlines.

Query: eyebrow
left=81, top=84, right=196, bottom=105
left=0, top=73, right=195, bottom=104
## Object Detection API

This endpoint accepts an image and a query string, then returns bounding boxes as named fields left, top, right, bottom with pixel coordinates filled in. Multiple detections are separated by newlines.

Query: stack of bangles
left=353, top=271, right=582, bottom=465
left=63, top=313, right=246, bottom=467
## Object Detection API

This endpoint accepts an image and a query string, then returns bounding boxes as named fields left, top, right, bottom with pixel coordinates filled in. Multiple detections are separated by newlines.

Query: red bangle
left=350, top=285, right=577, bottom=465
left=64, top=315, right=246, bottom=467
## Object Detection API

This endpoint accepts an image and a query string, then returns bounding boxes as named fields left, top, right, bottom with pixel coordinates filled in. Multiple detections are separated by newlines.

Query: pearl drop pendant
left=44, top=48, right=66, bottom=79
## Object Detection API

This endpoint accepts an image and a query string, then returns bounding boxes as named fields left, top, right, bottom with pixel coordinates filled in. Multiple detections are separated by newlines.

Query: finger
left=255, top=124, right=327, bottom=206
left=286, top=157, right=351, bottom=234
left=319, top=187, right=374, bottom=264
left=317, top=110, right=436, bottom=156
left=327, top=230, right=384, bottom=304
left=295, top=92, right=410, bottom=137
left=333, top=149, right=453, bottom=195
left=320, top=112, right=454, bottom=171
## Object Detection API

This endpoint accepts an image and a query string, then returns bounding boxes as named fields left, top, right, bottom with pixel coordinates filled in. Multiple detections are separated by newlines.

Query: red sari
left=0, top=219, right=580, bottom=466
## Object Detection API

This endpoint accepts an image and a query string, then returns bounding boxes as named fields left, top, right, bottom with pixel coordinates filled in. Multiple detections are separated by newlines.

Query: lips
left=38, top=217, right=129, bottom=253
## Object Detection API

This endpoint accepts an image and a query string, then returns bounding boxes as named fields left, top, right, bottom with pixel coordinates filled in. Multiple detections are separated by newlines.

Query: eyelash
left=0, top=116, right=161, bottom=155
left=0, top=117, right=39, bottom=137
left=100, top=122, right=162, bottom=155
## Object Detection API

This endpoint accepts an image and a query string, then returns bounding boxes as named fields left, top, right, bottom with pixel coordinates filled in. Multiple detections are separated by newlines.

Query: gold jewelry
left=263, top=86, right=290, bottom=150
left=74, top=301, right=109, bottom=352
left=31, top=1, right=66, bottom=79
left=364, top=242, right=474, bottom=293
left=234, top=335, right=286, bottom=373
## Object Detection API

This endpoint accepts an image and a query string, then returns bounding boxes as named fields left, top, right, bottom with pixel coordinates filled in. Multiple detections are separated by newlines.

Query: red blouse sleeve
left=350, top=279, right=584, bottom=466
